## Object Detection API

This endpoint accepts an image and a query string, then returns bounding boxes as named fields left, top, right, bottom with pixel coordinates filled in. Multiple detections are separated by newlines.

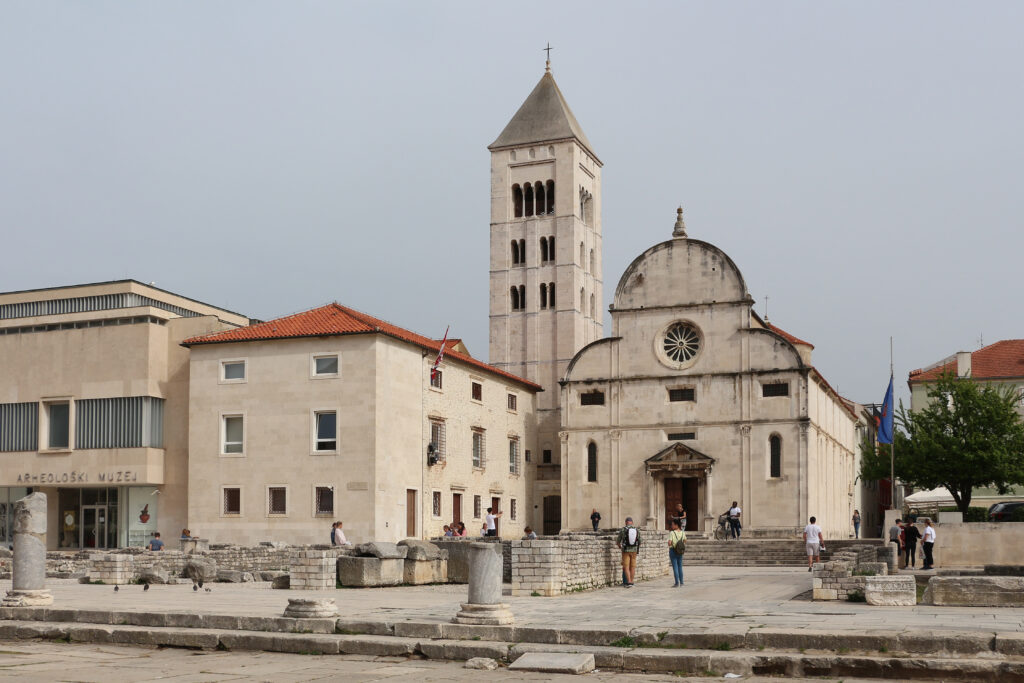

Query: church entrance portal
left=664, top=478, right=699, bottom=531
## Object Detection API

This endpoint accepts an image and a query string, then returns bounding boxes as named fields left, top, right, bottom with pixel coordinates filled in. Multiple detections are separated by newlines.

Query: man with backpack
left=618, top=516, right=641, bottom=587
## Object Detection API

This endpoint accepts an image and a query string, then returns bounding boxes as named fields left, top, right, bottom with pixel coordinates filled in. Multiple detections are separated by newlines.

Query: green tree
left=860, top=373, right=1024, bottom=513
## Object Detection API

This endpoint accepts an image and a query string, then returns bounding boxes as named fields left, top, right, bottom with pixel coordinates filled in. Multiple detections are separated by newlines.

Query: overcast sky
left=2, top=2, right=1022, bottom=407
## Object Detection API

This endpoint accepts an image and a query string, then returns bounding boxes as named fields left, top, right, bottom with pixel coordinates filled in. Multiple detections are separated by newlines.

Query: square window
left=432, top=491, right=442, bottom=517
left=268, top=487, right=287, bottom=515
left=46, top=401, right=70, bottom=449
left=473, top=495, right=482, bottom=519
left=315, top=486, right=334, bottom=515
left=471, top=381, right=482, bottom=401
left=510, top=499, right=518, bottom=521
left=472, top=429, right=485, bottom=468
left=431, top=370, right=443, bottom=390
left=430, top=420, right=446, bottom=460
left=762, top=382, right=790, bottom=398
left=222, top=361, right=246, bottom=381
left=668, top=387, right=695, bottom=402
left=313, top=355, right=339, bottom=376
left=222, top=487, right=241, bottom=515
left=315, top=411, right=337, bottom=452
left=507, top=393, right=517, bottom=411
left=222, top=415, right=244, bottom=454
left=580, top=391, right=605, bottom=406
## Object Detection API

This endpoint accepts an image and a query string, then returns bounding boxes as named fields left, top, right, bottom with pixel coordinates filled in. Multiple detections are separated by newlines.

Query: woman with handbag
left=668, top=518, right=686, bottom=587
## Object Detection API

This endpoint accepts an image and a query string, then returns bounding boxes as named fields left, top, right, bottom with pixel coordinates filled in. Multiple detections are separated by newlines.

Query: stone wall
left=431, top=537, right=510, bottom=583
left=812, top=544, right=891, bottom=601
left=511, top=530, right=669, bottom=596
left=921, top=523, right=1024, bottom=568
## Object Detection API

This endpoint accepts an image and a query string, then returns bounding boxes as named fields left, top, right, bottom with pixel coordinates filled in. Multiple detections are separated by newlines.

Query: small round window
left=662, top=323, right=701, bottom=364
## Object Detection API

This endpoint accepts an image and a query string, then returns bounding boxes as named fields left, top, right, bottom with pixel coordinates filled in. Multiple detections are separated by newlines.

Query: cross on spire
left=544, top=43, right=552, bottom=72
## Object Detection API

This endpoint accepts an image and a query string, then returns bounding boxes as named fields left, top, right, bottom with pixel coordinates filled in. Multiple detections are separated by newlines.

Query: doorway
left=81, top=505, right=108, bottom=549
left=452, top=493, right=462, bottom=526
left=542, top=495, right=561, bottom=536
left=490, top=496, right=501, bottom=536
left=406, top=489, right=417, bottom=538
left=664, top=478, right=700, bottom=532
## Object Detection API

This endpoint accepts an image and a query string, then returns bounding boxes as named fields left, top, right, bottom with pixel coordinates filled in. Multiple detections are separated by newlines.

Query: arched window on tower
left=587, top=442, right=598, bottom=483
left=535, top=182, right=545, bottom=216
left=589, top=249, right=595, bottom=274
left=580, top=241, right=585, bottom=269
left=769, top=435, right=782, bottom=478
left=546, top=180, right=555, bottom=214
left=524, top=184, right=535, bottom=217
left=518, top=285, right=526, bottom=310
left=548, top=236, right=555, bottom=259
left=590, top=293, right=595, bottom=318
left=512, top=184, right=523, bottom=218
left=539, top=237, right=548, bottom=263
left=548, top=282, right=555, bottom=307
left=511, top=240, right=520, bottom=265
left=519, top=239, right=525, bottom=264
left=510, top=287, right=520, bottom=310
left=580, top=287, right=585, bottom=314
left=539, top=283, right=547, bottom=309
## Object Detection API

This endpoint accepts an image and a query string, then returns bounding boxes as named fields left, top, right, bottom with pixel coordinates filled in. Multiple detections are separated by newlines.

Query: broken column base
left=283, top=597, right=338, bottom=618
left=454, top=602, right=514, bottom=625
left=2, top=589, right=53, bottom=607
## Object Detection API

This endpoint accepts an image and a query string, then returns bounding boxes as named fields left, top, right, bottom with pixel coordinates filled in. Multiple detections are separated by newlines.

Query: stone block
left=420, top=639, right=509, bottom=661
left=404, top=558, right=447, bottom=585
left=337, top=556, right=404, bottom=587
left=865, top=575, right=916, bottom=606
left=812, top=588, right=838, bottom=600
left=925, top=576, right=1024, bottom=606
left=353, top=542, right=407, bottom=559
left=336, top=634, right=419, bottom=656
left=138, top=567, right=169, bottom=584
left=335, top=619, right=394, bottom=636
left=271, top=574, right=290, bottom=589
left=509, top=652, right=595, bottom=674
left=398, top=539, right=447, bottom=561
left=283, top=598, right=338, bottom=618
left=465, top=657, right=499, bottom=670
left=393, top=622, right=444, bottom=639
left=183, top=558, right=218, bottom=583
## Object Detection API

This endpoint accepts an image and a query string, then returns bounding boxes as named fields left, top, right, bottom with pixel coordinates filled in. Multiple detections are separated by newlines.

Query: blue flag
left=878, top=375, right=894, bottom=444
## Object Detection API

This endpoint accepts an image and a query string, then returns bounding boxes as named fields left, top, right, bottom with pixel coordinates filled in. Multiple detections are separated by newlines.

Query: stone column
left=3, top=492, right=53, bottom=607
left=454, top=542, right=513, bottom=624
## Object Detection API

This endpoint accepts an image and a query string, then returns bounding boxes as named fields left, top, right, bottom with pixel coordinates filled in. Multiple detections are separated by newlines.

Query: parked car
left=987, top=502, right=1024, bottom=521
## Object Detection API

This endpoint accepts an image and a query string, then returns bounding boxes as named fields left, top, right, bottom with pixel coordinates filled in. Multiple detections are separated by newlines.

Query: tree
left=860, top=373, right=1024, bottom=513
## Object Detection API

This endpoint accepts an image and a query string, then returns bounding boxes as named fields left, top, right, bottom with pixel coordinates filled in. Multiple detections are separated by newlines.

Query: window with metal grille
left=222, top=415, right=243, bottom=454
left=430, top=370, right=443, bottom=389
left=472, top=429, right=485, bottom=468
left=667, top=432, right=696, bottom=441
left=509, top=437, right=520, bottom=475
left=75, top=396, right=165, bottom=449
left=762, top=382, right=789, bottom=397
left=0, top=402, right=38, bottom=452
left=432, top=491, right=442, bottom=517
left=315, top=486, right=334, bottom=515
left=510, top=499, right=518, bottom=521
left=315, top=411, right=337, bottom=451
left=222, top=488, right=241, bottom=515
left=471, top=382, right=482, bottom=401
left=580, top=391, right=605, bottom=406
left=268, top=487, right=287, bottom=515
left=430, top=420, right=446, bottom=460
left=507, top=393, right=517, bottom=411
left=474, top=495, right=482, bottom=519
left=668, top=387, right=695, bottom=402
left=770, top=435, right=782, bottom=478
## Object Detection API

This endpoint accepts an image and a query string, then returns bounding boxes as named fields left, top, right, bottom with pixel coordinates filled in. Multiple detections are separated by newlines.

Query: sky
left=2, top=2, right=1022, bottom=407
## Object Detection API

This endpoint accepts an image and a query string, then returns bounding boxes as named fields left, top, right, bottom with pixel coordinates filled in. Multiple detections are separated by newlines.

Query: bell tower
left=488, top=61, right=603, bottom=482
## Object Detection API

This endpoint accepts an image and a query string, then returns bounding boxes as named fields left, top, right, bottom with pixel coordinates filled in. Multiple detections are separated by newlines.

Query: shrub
left=846, top=590, right=866, bottom=602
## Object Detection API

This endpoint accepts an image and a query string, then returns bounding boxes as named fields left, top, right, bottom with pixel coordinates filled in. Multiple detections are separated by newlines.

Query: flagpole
left=890, top=336, right=896, bottom=511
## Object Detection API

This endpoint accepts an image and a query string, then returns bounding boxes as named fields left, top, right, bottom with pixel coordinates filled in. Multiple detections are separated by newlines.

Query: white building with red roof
left=909, top=340, right=1024, bottom=418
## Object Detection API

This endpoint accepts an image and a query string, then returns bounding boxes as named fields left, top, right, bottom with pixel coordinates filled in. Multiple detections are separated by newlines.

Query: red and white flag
left=431, top=326, right=450, bottom=382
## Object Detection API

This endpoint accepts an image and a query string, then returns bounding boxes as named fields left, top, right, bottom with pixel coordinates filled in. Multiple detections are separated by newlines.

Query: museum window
left=587, top=442, right=598, bottom=483
left=221, top=414, right=244, bottom=455
left=507, top=393, right=517, bottom=412
left=510, top=498, right=518, bottom=521
left=472, top=428, right=486, bottom=468
left=312, top=354, right=339, bottom=377
left=509, top=437, right=521, bottom=475
left=770, top=435, right=782, bottom=478
left=580, top=390, right=605, bottom=406
left=762, top=382, right=790, bottom=398
left=267, top=486, right=287, bottom=516
left=668, top=387, right=695, bottom=402
left=431, top=369, right=443, bottom=389
left=548, top=282, right=555, bottom=307
left=540, top=283, right=548, bottom=309
left=315, top=486, right=334, bottom=516
left=222, top=487, right=241, bottom=515
left=430, top=419, right=447, bottom=460
left=314, top=410, right=337, bottom=452
left=471, top=381, right=483, bottom=401
left=546, top=181, right=555, bottom=214
left=512, top=184, right=523, bottom=218
left=44, top=400, right=71, bottom=450
left=474, top=495, right=482, bottom=519
left=221, top=359, right=246, bottom=383
left=432, top=491, right=442, bottom=518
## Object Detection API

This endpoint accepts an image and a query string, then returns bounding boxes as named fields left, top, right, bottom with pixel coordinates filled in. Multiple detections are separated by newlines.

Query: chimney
left=956, top=351, right=972, bottom=378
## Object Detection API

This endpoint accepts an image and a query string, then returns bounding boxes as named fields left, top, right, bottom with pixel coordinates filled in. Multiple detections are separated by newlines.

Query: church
left=487, top=62, right=860, bottom=539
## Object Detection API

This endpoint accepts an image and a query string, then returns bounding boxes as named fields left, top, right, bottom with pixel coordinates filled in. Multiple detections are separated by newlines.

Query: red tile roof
left=909, top=339, right=1024, bottom=382
left=183, top=303, right=541, bottom=391
left=767, top=323, right=814, bottom=349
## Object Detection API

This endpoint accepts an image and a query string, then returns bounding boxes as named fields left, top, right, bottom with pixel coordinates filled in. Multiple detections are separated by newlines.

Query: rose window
left=662, top=323, right=701, bottom=363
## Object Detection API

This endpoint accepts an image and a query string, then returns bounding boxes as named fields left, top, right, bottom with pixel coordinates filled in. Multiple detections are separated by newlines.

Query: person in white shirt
left=921, top=519, right=937, bottom=570
left=803, top=516, right=824, bottom=571
left=484, top=507, right=503, bottom=537
left=727, top=501, right=742, bottom=539
left=333, top=521, right=352, bottom=546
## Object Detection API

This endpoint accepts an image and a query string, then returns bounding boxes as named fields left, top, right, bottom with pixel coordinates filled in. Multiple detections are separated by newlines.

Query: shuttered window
left=75, top=397, right=164, bottom=449
left=0, top=402, right=38, bottom=451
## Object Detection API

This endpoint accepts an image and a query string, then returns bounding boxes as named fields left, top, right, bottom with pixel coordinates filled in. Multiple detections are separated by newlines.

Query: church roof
left=183, top=302, right=541, bottom=391
left=767, top=322, right=814, bottom=349
left=908, top=339, right=1024, bottom=382
left=488, top=70, right=598, bottom=160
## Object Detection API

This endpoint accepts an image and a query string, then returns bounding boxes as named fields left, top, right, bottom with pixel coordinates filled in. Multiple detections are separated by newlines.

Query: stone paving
left=5, top=566, right=1024, bottom=634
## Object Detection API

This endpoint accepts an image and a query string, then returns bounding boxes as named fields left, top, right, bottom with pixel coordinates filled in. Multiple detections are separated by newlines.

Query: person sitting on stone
left=522, top=526, right=538, bottom=540
left=333, top=521, right=352, bottom=546
left=146, top=532, right=164, bottom=551
left=180, top=528, right=192, bottom=540
left=455, top=522, right=467, bottom=536
left=480, top=523, right=489, bottom=537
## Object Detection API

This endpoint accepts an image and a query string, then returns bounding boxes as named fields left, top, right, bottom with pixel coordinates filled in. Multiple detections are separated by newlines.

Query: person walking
left=590, top=509, right=602, bottom=531
left=803, top=516, right=824, bottom=571
left=852, top=510, right=861, bottom=539
left=618, top=517, right=641, bottom=587
left=667, top=518, right=685, bottom=587
left=903, top=520, right=921, bottom=568
left=728, top=501, right=742, bottom=539
left=921, top=519, right=937, bottom=570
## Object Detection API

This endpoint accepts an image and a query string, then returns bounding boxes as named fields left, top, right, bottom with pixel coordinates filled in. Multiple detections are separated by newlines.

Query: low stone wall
left=812, top=544, right=892, bottom=601
left=511, top=530, right=670, bottom=597
left=923, top=523, right=1024, bottom=568
left=923, top=576, right=1024, bottom=606
left=431, top=538, right=510, bottom=583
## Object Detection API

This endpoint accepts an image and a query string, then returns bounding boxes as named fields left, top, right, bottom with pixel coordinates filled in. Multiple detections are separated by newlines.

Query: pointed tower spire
left=672, top=206, right=687, bottom=239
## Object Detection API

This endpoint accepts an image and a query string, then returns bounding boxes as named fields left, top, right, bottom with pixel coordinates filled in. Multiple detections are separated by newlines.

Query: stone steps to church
left=1, top=611, right=1022, bottom=681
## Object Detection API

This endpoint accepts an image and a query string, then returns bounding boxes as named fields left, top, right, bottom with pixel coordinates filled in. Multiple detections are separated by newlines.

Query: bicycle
left=713, top=513, right=731, bottom=540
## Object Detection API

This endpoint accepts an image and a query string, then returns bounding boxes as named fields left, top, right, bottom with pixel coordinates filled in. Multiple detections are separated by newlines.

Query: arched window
left=535, top=181, right=545, bottom=215
left=770, top=435, right=782, bottom=478
left=518, top=285, right=525, bottom=310
left=512, top=184, right=523, bottom=218
left=546, top=180, right=555, bottom=214
left=548, top=282, right=555, bottom=307
left=580, top=287, right=585, bottom=313
left=590, top=293, right=595, bottom=318
left=511, top=240, right=520, bottom=265
left=524, top=183, right=535, bottom=217
left=539, top=237, right=548, bottom=262
left=589, top=249, right=595, bottom=274
left=580, top=241, right=585, bottom=268
left=519, top=239, right=525, bottom=264
left=587, top=442, right=598, bottom=482
left=548, top=236, right=555, bottom=258
left=539, top=283, right=548, bottom=309
left=510, top=287, right=519, bottom=310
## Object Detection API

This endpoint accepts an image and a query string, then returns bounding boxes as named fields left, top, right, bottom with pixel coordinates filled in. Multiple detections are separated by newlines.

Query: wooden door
left=452, top=493, right=462, bottom=525
left=491, top=496, right=501, bottom=536
left=682, top=479, right=700, bottom=531
left=664, top=478, right=683, bottom=530
left=406, top=489, right=417, bottom=538
left=543, top=495, right=561, bottom=535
